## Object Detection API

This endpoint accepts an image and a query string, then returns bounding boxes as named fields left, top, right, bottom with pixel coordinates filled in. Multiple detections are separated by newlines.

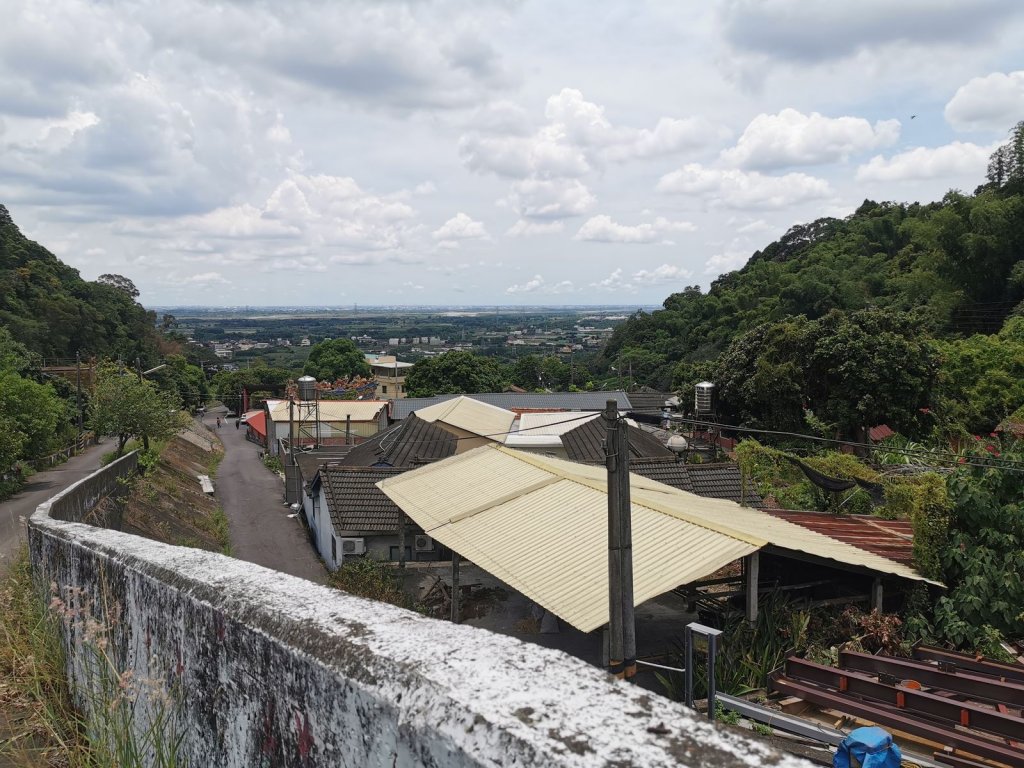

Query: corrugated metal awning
left=378, top=445, right=938, bottom=633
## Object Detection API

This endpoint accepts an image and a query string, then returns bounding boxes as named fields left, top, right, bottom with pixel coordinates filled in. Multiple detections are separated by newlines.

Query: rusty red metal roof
left=766, top=510, right=915, bottom=566
left=868, top=424, right=895, bottom=442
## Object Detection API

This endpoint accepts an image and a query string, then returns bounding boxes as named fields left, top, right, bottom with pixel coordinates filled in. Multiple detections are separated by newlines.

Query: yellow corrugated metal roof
left=517, top=411, right=601, bottom=436
left=268, top=400, right=387, bottom=423
left=413, top=396, right=517, bottom=443
left=378, top=445, right=937, bottom=633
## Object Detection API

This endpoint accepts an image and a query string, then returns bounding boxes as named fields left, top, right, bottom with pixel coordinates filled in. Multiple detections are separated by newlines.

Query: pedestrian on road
left=216, top=417, right=222, bottom=428
left=235, top=418, right=240, bottom=430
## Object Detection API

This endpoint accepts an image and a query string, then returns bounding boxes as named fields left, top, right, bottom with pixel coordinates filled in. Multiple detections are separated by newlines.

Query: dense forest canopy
left=599, top=122, right=1024, bottom=439
left=0, top=205, right=160, bottom=364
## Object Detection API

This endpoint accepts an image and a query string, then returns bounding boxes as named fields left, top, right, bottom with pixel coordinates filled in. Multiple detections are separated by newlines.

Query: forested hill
left=0, top=205, right=159, bottom=362
left=599, top=129, right=1024, bottom=395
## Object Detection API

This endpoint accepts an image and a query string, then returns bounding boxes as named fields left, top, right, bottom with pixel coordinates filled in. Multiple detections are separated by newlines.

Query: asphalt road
left=0, top=439, right=110, bottom=569
left=207, top=409, right=327, bottom=584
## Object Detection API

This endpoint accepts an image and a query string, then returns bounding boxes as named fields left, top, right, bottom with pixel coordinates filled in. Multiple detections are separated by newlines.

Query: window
left=381, top=385, right=387, bottom=394
left=331, top=535, right=337, bottom=560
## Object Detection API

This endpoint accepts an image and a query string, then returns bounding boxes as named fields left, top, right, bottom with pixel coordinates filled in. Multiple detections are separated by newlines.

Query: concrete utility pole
left=604, top=400, right=636, bottom=679
left=75, top=351, right=83, bottom=434
left=604, top=401, right=623, bottom=677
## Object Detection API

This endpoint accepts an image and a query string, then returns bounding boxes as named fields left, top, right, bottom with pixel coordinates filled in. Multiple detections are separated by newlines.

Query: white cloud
left=432, top=212, right=490, bottom=241
left=461, top=89, right=720, bottom=181
left=506, top=274, right=545, bottom=294
left=717, top=0, right=1022, bottom=63
left=505, top=274, right=575, bottom=295
left=631, top=264, right=692, bottom=284
left=704, top=251, right=748, bottom=275
left=590, top=268, right=630, bottom=292
left=855, top=141, right=993, bottom=182
left=506, top=219, right=564, bottom=237
left=722, top=109, right=900, bottom=168
left=574, top=214, right=696, bottom=244
left=182, top=271, right=229, bottom=284
left=507, top=178, right=595, bottom=220
left=657, top=164, right=832, bottom=209
left=945, top=71, right=1024, bottom=132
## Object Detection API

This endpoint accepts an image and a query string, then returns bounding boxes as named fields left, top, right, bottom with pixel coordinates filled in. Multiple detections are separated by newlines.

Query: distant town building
left=371, top=355, right=414, bottom=399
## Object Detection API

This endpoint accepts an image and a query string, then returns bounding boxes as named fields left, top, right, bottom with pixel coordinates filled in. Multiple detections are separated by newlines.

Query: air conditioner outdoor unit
left=340, top=537, right=366, bottom=556
left=414, top=535, right=434, bottom=552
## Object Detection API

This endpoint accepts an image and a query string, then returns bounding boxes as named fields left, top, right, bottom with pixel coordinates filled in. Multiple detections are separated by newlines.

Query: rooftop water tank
left=297, top=375, right=317, bottom=401
left=695, top=381, right=715, bottom=415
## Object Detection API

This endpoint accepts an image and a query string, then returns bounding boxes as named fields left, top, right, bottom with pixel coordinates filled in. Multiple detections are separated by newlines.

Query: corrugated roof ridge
left=497, top=447, right=767, bottom=547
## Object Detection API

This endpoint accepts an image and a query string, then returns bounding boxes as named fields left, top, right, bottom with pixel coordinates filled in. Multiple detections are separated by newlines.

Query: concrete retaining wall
left=29, top=454, right=809, bottom=767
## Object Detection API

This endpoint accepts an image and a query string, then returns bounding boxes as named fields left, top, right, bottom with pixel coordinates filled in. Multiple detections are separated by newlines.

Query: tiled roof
left=340, top=414, right=458, bottom=467
left=868, top=424, right=895, bottom=442
left=626, top=391, right=675, bottom=413
left=295, top=448, right=353, bottom=485
left=561, top=419, right=674, bottom=463
left=627, top=460, right=696, bottom=493
left=389, top=391, right=632, bottom=420
left=317, top=466, right=406, bottom=533
left=685, top=463, right=763, bottom=507
left=767, top=510, right=915, bottom=566
left=627, top=460, right=763, bottom=507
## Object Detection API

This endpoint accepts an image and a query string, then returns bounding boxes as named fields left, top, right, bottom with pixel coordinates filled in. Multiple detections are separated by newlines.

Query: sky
left=2, top=0, right=1023, bottom=307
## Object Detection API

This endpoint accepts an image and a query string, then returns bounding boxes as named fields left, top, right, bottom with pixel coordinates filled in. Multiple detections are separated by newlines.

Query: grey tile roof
left=684, top=463, right=761, bottom=506
left=317, top=466, right=406, bottom=533
left=625, top=391, right=675, bottom=413
left=389, top=391, right=633, bottom=420
left=561, top=419, right=674, bottom=463
left=295, top=448, right=353, bottom=485
left=628, top=460, right=763, bottom=507
left=626, top=459, right=695, bottom=493
left=340, top=414, right=458, bottom=467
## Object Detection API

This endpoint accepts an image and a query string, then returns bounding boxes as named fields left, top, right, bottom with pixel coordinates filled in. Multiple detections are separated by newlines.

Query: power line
left=658, top=415, right=1024, bottom=472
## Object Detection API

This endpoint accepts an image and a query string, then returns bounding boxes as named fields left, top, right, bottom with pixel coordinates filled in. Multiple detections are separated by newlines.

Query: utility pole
left=75, top=351, right=83, bottom=434
left=604, top=399, right=636, bottom=679
left=135, top=357, right=143, bottom=382
left=618, top=408, right=636, bottom=679
left=604, top=401, right=623, bottom=678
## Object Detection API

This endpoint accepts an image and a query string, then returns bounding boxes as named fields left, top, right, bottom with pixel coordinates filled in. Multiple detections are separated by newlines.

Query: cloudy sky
left=3, top=0, right=1023, bottom=307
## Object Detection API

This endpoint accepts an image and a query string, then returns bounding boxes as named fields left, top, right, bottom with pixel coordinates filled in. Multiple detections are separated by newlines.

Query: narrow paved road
left=206, top=408, right=326, bottom=584
left=0, top=439, right=109, bottom=569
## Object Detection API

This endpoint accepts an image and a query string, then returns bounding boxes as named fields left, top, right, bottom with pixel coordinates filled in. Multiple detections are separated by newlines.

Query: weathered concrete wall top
left=29, top=454, right=810, bottom=767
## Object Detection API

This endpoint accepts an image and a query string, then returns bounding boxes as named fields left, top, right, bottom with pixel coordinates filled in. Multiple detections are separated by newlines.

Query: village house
left=263, top=399, right=389, bottom=455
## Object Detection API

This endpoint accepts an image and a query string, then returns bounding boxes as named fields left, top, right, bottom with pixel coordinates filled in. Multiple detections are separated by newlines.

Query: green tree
left=931, top=439, right=1024, bottom=648
left=302, top=338, right=370, bottom=381
left=0, top=369, right=68, bottom=460
left=90, top=364, right=182, bottom=456
left=717, top=309, right=938, bottom=439
left=404, top=352, right=509, bottom=397
left=151, top=354, right=208, bottom=412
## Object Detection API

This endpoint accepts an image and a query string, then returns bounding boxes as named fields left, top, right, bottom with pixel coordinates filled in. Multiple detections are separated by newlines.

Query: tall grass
left=0, top=548, right=188, bottom=767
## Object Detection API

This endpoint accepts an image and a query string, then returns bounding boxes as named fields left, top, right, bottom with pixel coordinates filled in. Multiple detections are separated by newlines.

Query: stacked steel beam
left=770, top=645, right=1024, bottom=767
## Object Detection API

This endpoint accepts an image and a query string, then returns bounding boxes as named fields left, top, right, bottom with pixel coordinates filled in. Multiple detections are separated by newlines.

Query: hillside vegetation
left=0, top=205, right=160, bottom=362
left=600, top=123, right=1024, bottom=439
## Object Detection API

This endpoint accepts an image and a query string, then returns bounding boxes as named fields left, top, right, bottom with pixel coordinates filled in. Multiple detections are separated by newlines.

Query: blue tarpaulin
left=833, top=726, right=902, bottom=768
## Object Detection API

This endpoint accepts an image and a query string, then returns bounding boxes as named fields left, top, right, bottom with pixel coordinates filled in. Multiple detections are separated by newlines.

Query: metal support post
left=871, top=578, right=883, bottom=612
left=450, top=553, right=460, bottom=624
left=684, top=622, right=723, bottom=721
left=745, top=552, right=759, bottom=624
left=397, top=512, right=406, bottom=568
